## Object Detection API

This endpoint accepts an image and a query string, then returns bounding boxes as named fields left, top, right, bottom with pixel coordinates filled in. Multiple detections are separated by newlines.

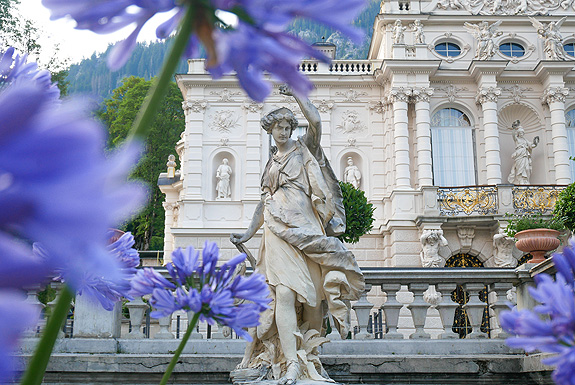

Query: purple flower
left=130, top=241, right=270, bottom=341
left=0, top=78, right=145, bottom=300
left=41, top=0, right=366, bottom=101
left=500, top=236, right=575, bottom=385
left=0, top=291, right=40, bottom=383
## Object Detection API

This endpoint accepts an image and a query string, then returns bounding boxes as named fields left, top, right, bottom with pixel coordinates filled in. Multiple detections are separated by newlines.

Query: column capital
left=541, top=86, right=569, bottom=105
left=182, top=99, right=208, bottom=114
left=412, top=87, right=434, bottom=103
left=475, top=86, right=501, bottom=104
left=387, top=87, right=412, bottom=103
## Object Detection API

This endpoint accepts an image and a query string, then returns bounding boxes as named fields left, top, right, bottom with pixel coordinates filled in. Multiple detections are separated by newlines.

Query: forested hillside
left=66, top=0, right=380, bottom=99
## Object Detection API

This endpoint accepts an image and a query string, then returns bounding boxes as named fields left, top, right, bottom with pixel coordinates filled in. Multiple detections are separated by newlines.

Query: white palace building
left=159, top=0, right=575, bottom=271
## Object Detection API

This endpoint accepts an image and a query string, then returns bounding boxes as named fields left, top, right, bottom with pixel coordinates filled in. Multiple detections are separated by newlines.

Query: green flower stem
left=20, top=285, right=74, bottom=385
left=127, top=5, right=195, bottom=141
left=159, top=312, right=201, bottom=385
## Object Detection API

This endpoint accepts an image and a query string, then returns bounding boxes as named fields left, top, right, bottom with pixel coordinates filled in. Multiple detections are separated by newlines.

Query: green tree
left=98, top=76, right=185, bottom=250
left=0, top=0, right=41, bottom=55
left=338, top=182, right=376, bottom=244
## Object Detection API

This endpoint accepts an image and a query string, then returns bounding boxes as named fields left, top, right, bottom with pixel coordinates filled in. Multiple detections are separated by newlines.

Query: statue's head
left=347, top=157, right=354, bottom=166
left=223, top=158, right=229, bottom=165
left=512, top=120, right=521, bottom=129
left=261, top=107, right=298, bottom=135
left=168, top=154, right=176, bottom=161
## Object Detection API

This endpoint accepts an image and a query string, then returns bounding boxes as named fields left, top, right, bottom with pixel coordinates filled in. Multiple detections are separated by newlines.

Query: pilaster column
left=182, top=98, right=208, bottom=199
left=476, top=86, right=502, bottom=185
left=542, top=86, right=571, bottom=184
left=412, top=87, right=434, bottom=187
left=388, top=87, right=412, bottom=189
left=242, top=101, right=264, bottom=199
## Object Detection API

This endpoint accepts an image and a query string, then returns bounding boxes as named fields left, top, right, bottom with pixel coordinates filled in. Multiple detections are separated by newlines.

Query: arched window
left=564, top=109, right=575, bottom=181
left=431, top=108, right=476, bottom=186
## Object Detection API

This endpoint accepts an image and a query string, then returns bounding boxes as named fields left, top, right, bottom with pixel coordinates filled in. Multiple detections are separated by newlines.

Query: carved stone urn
left=514, top=229, right=561, bottom=264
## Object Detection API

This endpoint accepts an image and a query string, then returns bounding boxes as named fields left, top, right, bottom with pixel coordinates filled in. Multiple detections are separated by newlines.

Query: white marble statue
left=493, top=230, right=516, bottom=268
left=420, top=230, right=448, bottom=268
left=166, top=154, right=177, bottom=178
left=508, top=120, right=539, bottom=185
left=412, top=20, right=425, bottom=45
left=463, top=20, right=502, bottom=60
left=343, top=157, right=362, bottom=189
left=530, top=17, right=568, bottom=61
left=230, top=86, right=364, bottom=385
left=392, top=20, right=406, bottom=45
left=216, top=158, right=233, bottom=199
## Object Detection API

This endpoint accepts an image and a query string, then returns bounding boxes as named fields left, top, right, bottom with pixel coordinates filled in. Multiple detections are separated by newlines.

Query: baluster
left=381, top=284, right=403, bottom=339
left=352, top=284, right=374, bottom=339
left=490, top=282, right=514, bottom=339
left=154, top=314, right=175, bottom=339
left=436, top=283, right=459, bottom=339
left=125, top=297, right=149, bottom=339
left=407, top=283, right=431, bottom=339
left=47, top=282, right=65, bottom=338
left=186, top=311, right=204, bottom=339
left=24, top=285, right=45, bottom=337
left=462, top=283, right=487, bottom=339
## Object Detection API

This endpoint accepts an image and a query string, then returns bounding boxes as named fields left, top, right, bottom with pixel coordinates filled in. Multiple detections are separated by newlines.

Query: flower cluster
left=131, top=241, right=269, bottom=340
left=500, top=237, right=575, bottom=385
left=41, top=0, right=366, bottom=101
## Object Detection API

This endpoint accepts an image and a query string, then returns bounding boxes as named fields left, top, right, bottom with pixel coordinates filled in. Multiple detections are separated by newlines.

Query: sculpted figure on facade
left=392, top=20, right=406, bottom=44
left=530, top=17, right=567, bottom=60
left=508, top=120, right=539, bottom=185
left=216, top=158, right=233, bottom=199
left=463, top=20, right=502, bottom=60
left=343, top=157, right=362, bottom=189
left=435, top=0, right=573, bottom=15
left=493, top=230, right=516, bottom=268
left=166, top=154, right=176, bottom=178
left=230, top=86, right=364, bottom=384
left=420, top=230, right=448, bottom=268
left=412, top=20, right=425, bottom=45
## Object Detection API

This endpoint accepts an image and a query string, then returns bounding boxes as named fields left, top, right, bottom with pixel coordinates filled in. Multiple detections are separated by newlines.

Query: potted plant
left=504, top=213, right=565, bottom=264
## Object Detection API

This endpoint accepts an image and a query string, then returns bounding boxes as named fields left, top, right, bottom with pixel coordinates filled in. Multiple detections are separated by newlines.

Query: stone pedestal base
left=230, top=367, right=341, bottom=385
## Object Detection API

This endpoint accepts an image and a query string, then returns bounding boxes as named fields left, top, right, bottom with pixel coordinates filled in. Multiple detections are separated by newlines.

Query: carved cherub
left=530, top=17, right=567, bottom=60
left=463, top=20, right=503, bottom=60
left=412, top=20, right=425, bottom=45
left=392, top=20, right=406, bottom=45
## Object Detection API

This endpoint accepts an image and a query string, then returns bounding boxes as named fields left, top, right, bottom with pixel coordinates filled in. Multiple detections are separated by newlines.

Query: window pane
left=564, top=43, right=575, bottom=57
left=566, top=110, right=575, bottom=181
left=499, top=42, right=525, bottom=57
left=435, top=42, right=461, bottom=57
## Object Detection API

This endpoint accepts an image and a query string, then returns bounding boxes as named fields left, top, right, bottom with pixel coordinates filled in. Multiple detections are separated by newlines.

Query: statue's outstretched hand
left=279, top=84, right=293, bottom=96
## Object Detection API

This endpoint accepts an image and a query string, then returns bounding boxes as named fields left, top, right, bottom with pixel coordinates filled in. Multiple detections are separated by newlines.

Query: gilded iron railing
left=512, top=185, right=565, bottom=215
left=438, top=186, right=498, bottom=216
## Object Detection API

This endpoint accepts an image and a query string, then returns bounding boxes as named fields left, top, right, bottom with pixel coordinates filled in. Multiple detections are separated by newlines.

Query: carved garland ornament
left=436, top=0, right=575, bottom=16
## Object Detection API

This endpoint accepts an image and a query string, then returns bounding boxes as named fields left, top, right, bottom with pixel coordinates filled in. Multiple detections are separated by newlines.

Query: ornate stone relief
left=412, top=87, right=434, bottom=103
left=541, top=86, right=569, bottom=104
left=163, top=202, right=180, bottom=226
left=530, top=17, right=568, bottom=60
left=463, top=20, right=502, bottom=60
left=501, top=84, right=533, bottom=103
left=346, top=137, right=357, bottom=147
left=210, top=88, right=241, bottom=102
left=336, top=89, right=368, bottom=102
left=436, top=0, right=575, bottom=15
left=218, top=138, right=230, bottom=147
left=493, top=230, right=516, bottom=268
left=386, top=87, right=412, bottom=103
left=427, top=35, right=470, bottom=62
left=457, top=226, right=476, bottom=252
left=210, top=110, right=239, bottom=133
left=392, top=20, right=407, bottom=44
left=411, top=20, right=425, bottom=44
left=336, top=110, right=366, bottom=133
left=242, top=101, right=263, bottom=113
left=476, top=86, right=501, bottom=104
left=420, top=230, right=448, bottom=268
left=182, top=99, right=207, bottom=113
left=436, top=84, right=468, bottom=103
left=313, top=99, right=335, bottom=113
left=369, top=101, right=385, bottom=114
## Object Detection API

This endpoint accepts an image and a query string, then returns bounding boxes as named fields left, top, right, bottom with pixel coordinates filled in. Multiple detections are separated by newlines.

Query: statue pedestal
left=230, top=367, right=342, bottom=385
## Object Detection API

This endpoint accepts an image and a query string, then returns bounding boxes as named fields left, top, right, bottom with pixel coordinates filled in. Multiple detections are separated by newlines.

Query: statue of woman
left=230, top=86, right=364, bottom=384
left=508, top=120, right=539, bottom=185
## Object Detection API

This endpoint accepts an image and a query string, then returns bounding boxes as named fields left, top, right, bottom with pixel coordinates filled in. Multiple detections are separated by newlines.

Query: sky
left=19, top=0, right=175, bottom=65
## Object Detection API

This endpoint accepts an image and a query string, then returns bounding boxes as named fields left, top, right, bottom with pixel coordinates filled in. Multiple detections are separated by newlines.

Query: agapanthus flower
left=0, top=291, right=40, bottom=383
left=0, top=76, right=145, bottom=296
left=76, top=231, right=141, bottom=310
left=0, top=47, right=60, bottom=99
left=130, top=241, right=270, bottom=340
left=500, top=236, right=575, bottom=385
left=41, top=0, right=366, bottom=101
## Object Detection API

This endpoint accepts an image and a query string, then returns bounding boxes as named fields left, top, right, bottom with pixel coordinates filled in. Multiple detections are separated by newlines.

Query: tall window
left=565, top=109, right=575, bottom=181
left=431, top=108, right=476, bottom=186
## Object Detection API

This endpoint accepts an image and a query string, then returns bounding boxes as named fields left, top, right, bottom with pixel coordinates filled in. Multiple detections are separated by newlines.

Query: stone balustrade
left=298, top=60, right=377, bottom=75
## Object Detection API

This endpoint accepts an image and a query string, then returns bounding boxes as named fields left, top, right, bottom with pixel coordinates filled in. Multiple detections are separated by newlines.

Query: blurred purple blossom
left=500, top=237, right=575, bottom=385
left=41, top=0, right=366, bottom=101
left=130, top=241, right=269, bottom=340
left=0, top=291, right=40, bottom=383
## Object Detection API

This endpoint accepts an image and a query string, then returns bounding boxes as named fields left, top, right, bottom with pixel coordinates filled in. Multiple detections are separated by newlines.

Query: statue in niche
left=216, top=158, right=233, bottom=199
left=508, top=120, right=539, bottom=185
left=530, top=17, right=567, bottom=61
left=343, top=157, right=362, bottom=190
left=463, top=20, right=502, bottom=60
left=493, top=230, right=516, bottom=268
left=392, top=20, right=406, bottom=45
left=230, top=86, right=364, bottom=385
left=412, top=19, right=425, bottom=45
left=166, top=154, right=177, bottom=178
left=420, top=230, right=448, bottom=268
